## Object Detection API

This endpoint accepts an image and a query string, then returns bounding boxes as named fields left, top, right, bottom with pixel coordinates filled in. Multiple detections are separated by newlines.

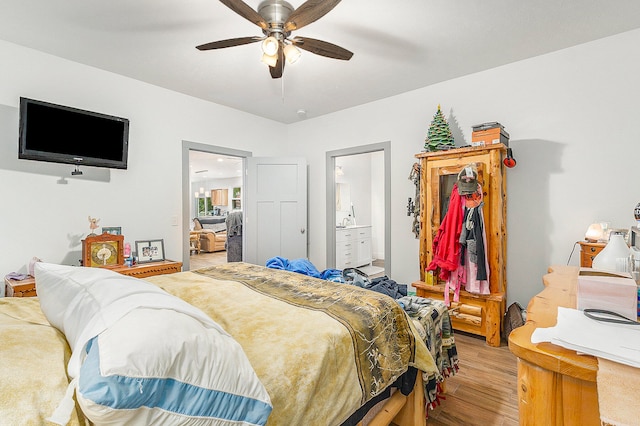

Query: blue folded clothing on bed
left=265, top=256, right=342, bottom=282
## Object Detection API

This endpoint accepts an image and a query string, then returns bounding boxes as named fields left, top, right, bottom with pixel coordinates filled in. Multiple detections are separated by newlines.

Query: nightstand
left=4, top=260, right=183, bottom=297
left=4, top=276, right=37, bottom=297
left=578, top=241, right=606, bottom=268
left=112, top=260, right=183, bottom=278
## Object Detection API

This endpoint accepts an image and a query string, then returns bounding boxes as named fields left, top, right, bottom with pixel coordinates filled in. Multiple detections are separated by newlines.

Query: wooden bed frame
left=358, top=374, right=426, bottom=426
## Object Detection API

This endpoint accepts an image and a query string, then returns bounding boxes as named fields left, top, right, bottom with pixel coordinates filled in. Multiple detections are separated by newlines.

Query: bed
left=0, top=262, right=454, bottom=426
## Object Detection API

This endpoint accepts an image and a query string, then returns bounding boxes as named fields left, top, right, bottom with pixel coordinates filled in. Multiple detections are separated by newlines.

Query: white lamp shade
left=261, top=53, right=278, bottom=67
left=592, top=234, right=631, bottom=273
left=284, top=44, right=301, bottom=64
left=261, top=36, right=279, bottom=56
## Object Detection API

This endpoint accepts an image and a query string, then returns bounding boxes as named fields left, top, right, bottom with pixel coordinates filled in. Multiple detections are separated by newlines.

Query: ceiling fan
left=196, top=0, right=353, bottom=79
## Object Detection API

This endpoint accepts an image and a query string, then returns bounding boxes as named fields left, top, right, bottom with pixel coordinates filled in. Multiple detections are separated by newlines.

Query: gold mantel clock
left=82, top=232, right=125, bottom=268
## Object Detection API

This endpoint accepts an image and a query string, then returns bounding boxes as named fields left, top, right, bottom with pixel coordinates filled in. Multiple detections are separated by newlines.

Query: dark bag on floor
left=503, top=302, right=525, bottom=339
left=342, top=268, right=370, bottom=287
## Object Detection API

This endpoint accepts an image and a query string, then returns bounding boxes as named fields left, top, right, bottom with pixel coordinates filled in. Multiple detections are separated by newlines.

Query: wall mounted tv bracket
left=72, top=158, right=83, bottom=176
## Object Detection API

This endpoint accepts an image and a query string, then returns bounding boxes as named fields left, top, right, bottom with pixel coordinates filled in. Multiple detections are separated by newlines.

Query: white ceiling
left=2, top=1, right=640, bottom=124
left=189, top=151, right=243, bottom=182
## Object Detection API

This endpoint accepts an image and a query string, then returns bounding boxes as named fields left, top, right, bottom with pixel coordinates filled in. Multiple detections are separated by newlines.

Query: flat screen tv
left=19, top=97, right=129, bottom=170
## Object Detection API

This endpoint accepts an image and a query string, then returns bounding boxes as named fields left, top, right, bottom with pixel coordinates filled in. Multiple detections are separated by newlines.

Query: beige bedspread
left=0, top=297, right=86, bottom=426
left=0, top=263, right=435, bottom=426
left=147, top=262, right=436, bottom=426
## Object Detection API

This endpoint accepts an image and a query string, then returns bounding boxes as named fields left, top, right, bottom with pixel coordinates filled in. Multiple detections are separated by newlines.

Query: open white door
left=244, top=157, right=307, bottom=266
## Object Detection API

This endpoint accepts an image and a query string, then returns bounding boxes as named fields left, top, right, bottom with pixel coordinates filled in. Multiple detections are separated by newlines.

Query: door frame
left=325, top=141, right=391, bottom=276
left=181, top=141, right=251, bottom=271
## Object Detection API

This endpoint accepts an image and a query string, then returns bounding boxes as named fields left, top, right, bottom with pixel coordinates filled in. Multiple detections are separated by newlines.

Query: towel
left=597, top=357, right=640, bottom=426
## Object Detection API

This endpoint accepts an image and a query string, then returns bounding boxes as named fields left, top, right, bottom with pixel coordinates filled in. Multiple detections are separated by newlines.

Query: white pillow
left=34, top=263, right=271, bottom=426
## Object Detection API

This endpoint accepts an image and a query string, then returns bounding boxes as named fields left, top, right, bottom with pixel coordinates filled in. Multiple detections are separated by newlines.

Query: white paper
left=531, top=307, right=640, bottom=368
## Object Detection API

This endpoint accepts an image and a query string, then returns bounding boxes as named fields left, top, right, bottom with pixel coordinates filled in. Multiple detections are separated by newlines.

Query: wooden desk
left=578, top=241, right=606, bottom=268
left=508, top=265, right=600, bottom=425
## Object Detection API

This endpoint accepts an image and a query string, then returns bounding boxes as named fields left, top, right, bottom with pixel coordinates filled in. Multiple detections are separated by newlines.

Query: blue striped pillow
left=76, top=307, right=272, bottom=425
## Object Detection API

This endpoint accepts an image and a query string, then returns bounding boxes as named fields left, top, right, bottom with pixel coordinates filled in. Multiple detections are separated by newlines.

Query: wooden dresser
left=508, top=265, right=600, bottom=425
left=412, top=144, right=507, bottom=347
left=578, top=241, right=606, bottom=268
left=4, top=260, right=182, bottom=297
left=113, top=260, right=182, bottom=278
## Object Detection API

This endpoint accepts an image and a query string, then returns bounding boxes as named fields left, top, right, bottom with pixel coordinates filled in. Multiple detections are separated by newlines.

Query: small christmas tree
left=424, top=105, right=455, bottom=152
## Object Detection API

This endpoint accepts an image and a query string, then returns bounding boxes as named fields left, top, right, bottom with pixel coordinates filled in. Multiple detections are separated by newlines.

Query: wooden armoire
left=412, top=144, right=507, bottom=346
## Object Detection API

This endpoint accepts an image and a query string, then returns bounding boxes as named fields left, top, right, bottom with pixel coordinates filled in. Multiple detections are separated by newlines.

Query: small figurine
left=88, top=216, right=100, bottom=236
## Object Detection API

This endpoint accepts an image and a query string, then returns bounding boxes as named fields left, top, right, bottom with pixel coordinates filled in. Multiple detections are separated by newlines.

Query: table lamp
left=585, top=223, right=604, bottom=242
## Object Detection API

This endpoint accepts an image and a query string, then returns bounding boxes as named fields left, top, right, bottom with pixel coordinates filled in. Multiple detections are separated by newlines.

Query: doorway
left=181, top=141, right=250, bottom=271
left=326, top=142, right=391, bottom=277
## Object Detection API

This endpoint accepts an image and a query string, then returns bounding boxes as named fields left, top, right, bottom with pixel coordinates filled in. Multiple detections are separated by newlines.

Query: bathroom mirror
left=336, top=183, right=351, bottom=212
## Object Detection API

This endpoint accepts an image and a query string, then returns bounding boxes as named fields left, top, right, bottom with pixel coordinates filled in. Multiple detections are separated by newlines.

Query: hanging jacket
left=426, top=184, right=464, bottom=281
left=459, top=204, right=487, bottom=281
left=460, top=206, right=490, bottom=294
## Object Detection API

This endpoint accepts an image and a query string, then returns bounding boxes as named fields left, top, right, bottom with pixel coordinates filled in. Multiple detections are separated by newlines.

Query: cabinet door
left=419, top=147, right=506, bottom=294
left=355, top=227, right=372, bottom=267
left=356, top=237, right=372, bottom=267
left=211, top=189, right=229, bottom=206
left=426, top=160, right=488, bottom=247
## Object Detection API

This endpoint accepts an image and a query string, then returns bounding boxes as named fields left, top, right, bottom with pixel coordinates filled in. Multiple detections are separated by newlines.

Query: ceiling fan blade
left=291, top=37, right=353, bottom=60
left=284, top=0, right=341, bottom=31
left=269, top=41, right=286, bottom=79
left=219, top=0, right=268, bottom=30
left=196, top=36, right=261, bottom=50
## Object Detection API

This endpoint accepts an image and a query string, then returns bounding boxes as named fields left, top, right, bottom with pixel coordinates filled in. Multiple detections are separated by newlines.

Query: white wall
left=286, top=28, right=640, bottom=306
left=335, top=152, right=385, bottom=261
left=0, top=39, right=284, bottom=274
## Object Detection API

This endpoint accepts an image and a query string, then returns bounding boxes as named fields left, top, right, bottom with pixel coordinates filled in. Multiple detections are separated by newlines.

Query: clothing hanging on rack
left=459, top=197, right=490, bottom=295
left=428, top=174, right=491, bottom=305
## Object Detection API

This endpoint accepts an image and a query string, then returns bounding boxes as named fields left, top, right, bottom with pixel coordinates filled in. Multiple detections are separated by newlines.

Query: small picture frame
left=102, top=226, right=122, bottom=235
left=135, top=239, right=165, bottom=264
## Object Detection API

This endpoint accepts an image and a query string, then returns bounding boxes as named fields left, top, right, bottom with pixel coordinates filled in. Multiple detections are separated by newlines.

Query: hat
left=457, top=166, right=479, bottom=195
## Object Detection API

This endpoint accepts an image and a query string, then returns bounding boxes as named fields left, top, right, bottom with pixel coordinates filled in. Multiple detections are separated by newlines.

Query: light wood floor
left=428, top=332, right=519, bottom=426
left=189, top=250, right=228, bottom=270
left=189, top=252, right=518, bottom=425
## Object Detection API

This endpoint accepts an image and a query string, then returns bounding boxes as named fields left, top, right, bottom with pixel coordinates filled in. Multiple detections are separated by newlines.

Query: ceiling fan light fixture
left=261, top=36, right=279, bottom=56
left=199, top=0, right=352, bottom=79
left=261, top=52, right=278, bottom=67
left=284, top=44, right=301, bottom=64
